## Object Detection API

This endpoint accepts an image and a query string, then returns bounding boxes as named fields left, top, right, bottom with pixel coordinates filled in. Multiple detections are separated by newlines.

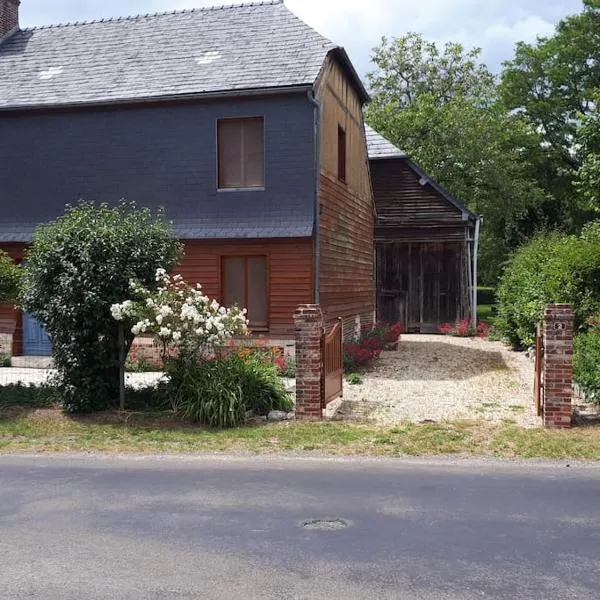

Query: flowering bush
left=438, top=319, right=490, bottom=339
left=342, top=322, right=403, bottom=372
left=111, top=269, right=248, bottom=359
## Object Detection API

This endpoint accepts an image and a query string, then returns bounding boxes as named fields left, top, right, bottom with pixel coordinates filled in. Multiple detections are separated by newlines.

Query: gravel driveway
left=339, top=335, right=541, bottom=427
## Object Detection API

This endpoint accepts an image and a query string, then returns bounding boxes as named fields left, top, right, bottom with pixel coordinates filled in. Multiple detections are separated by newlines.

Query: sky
left=20, top=0, right=584, bottom=77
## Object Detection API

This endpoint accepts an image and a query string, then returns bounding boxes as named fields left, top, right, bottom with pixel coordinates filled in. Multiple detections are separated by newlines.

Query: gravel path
left=339, top=335, right=541, bottom=427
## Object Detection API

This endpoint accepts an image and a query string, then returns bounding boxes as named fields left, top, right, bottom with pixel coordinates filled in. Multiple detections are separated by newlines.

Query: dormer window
left=217, top=117, right=265, bottom=190
left=338, top=125, right=347, bottom=183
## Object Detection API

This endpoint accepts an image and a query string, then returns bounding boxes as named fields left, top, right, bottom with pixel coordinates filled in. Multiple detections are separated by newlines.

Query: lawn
left=478, top=286, right=495, bottom=325
left=2, top=408, right=600, bottom=459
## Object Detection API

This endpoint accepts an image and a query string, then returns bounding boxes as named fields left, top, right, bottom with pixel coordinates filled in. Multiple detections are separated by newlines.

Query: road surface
left=0, top=454, right=599, bottom=599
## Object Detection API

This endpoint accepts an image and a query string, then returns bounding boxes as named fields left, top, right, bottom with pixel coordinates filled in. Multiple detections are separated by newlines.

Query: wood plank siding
left=316, top=58, right=375, bottom=334
left=371, top=159, right=466, bottom=242
left=178, top=239, right=313, bottom=338
left=0, top=239, right=313, bottom=355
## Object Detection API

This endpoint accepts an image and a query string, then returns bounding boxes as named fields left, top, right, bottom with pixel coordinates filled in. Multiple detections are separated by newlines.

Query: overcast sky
left=21, top=0, right=584, bottom=77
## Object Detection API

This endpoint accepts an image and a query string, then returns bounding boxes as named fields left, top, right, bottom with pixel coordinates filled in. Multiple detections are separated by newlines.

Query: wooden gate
left=322, top=318, right=343, bottom=408
left=534, top=324, right=544, bottom=416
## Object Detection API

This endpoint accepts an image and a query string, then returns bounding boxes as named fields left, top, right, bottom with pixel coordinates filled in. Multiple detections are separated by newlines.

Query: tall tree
left=367, top=34, right=548, bottom=282
left=500, top=0, right=600, bottom=227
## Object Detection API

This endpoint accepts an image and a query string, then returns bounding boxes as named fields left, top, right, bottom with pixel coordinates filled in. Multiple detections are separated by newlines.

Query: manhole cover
left=301, top=519, right=350, bottom=531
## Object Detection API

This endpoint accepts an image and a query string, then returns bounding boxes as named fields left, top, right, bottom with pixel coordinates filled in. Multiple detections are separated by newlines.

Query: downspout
left=472, top=215, right=482, bottom=327
left=308, top=89, right=322, bottom=305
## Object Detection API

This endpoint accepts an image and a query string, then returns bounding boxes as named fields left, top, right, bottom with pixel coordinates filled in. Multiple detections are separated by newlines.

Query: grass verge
left=1, top=408, right=600, bottom=459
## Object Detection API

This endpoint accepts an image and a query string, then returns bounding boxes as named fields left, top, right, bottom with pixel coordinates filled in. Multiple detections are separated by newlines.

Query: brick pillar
left=543, top=304, right=574, bottom=429
left=294, top=304, right=324, bottom=421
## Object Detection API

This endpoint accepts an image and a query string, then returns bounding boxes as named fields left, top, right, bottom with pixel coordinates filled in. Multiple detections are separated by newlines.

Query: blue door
left=23, top=313, right=52, bottom=356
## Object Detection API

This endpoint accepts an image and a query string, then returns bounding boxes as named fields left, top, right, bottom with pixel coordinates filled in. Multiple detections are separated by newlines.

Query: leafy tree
left=0, top=250, right=21, bottom=303
left=575, top=90, right=600, bottom=210
left=21, top=202, right=182, bottom=412
left=500, top=0, right=600, bottom=227
left=367, top=33, right=549, bottom=281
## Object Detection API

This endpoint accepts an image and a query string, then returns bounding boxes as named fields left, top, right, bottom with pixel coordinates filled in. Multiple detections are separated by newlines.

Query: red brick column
left=294, top=305, right=324, bottom=421
left=543, top=304, right=574, bottom=429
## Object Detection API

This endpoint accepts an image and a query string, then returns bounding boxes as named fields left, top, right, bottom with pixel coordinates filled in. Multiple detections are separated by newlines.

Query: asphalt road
left=1, top=455, right=599, bottom=599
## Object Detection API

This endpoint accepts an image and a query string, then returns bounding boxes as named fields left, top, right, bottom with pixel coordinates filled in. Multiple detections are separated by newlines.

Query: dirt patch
left=339, top=335, right=541, bottom=427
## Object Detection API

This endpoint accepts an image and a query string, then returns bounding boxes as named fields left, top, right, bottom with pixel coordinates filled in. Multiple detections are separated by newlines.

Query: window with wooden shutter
left=338, top=125, right=347, bottom=183
left=218, top=117, right=265, bottom=189
left=222, top=256, right=268, bottom=329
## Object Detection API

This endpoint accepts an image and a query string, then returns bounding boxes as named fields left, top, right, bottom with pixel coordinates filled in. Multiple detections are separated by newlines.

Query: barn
left=366, top=125, right=482, bottom=333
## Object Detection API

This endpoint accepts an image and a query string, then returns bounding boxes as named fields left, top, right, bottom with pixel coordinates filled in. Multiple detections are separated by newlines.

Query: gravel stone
left=340, top=335, right=542, bottom=427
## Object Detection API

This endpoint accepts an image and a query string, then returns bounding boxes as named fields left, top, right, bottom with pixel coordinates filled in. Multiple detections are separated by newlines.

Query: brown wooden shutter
left=243, top=118, right=265, bottom=188
left=222, top=257, right=245, bottom=308
left=218, top=120, right=243, bottom=188
left=218, top=117, right=264, bottom=189
left=247, top=256, right=268, bottom=327
left=222, top=256, right=268, bottom=329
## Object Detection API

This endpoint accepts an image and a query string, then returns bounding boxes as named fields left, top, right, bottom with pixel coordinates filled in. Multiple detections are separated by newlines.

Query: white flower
left=156, top=314, right=164, bottom=325
left=172, top=331, right=182, bottom=342
left=159, top=327, right=171, bottom=338
left=110, top=304, right=123, bottom=321
left=131, top=324, right=141, bottom=335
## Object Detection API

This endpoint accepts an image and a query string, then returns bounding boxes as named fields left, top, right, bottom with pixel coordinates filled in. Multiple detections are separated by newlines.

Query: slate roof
left=365, top=124, right=406, bottom=159
left=0, top=0, right=366, bottom=110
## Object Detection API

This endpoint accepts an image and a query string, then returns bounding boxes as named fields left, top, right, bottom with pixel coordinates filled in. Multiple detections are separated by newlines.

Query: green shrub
left=0, top=384, right=59, bottom=408
left=166, top=353, right=292, bottom=428
left=574, top=316, right=600, bottom=404
left=497, top=221, right=600, bottom=348
left=0, top=250, right=21, bottom=303
left=21, top=201, right=181, bottom=413
left=0, top=355, right=11, bottom=368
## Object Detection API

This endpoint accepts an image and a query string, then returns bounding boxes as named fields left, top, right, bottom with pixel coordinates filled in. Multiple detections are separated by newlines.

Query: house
left=0, top=0, right=375, bottom=357
left=365, top=125, right=481, bottom=332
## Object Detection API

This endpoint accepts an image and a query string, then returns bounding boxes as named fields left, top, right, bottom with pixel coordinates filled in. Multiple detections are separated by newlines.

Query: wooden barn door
left=420, top=243, right=462, bottom=331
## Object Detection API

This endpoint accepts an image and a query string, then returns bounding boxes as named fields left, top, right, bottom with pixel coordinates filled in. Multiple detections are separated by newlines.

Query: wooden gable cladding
left=316, top=58, right=372, bottom=202
left=315, top=57, right=375, bottom=327
left=371, top=158, right=465, bottom=227
left=177, top=238, right=314, bottom=337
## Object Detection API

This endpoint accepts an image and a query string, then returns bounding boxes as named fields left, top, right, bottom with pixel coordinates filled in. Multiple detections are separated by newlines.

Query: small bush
left=0, top=250, right=21, bottom=303
left=21, top=201, right=182, bottom=413
left=346, top=373, right=363, bottom=385
left=0, top=355, right=11, bottom=368
left=0, top=384, right=59, bottom=408
left=166, top=353, right=293, bottom=428
left=342, top=322, right=403, bottom=373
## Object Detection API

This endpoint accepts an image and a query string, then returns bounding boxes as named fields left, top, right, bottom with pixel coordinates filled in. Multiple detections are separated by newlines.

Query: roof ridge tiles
left=21, top=0, right=284, bottom=32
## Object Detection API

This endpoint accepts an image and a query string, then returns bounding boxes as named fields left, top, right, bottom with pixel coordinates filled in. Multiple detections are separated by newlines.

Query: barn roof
left=0, top=0, right=368, bottom=110
left=365, top=124, right=406, bottom=159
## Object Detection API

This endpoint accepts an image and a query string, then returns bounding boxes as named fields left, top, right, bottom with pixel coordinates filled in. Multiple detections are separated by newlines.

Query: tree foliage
left=0, top=250, right=21, bottom=303
left=366, top=33, right=549, bottom=281
left=500, top=0, right=600, bottom=227
left=21, top=202, right=182, bottom=412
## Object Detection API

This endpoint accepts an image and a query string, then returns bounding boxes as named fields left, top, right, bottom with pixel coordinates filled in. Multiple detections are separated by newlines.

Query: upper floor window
left=337, top=125, right=347, bottom=183
left=218, top=117, right=265, bottom=190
